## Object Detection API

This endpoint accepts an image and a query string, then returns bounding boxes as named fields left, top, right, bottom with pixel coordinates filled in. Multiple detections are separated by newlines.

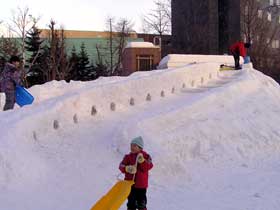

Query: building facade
left=122, top=42, right=161, bottom=75
left=172, top=0, right=280, bottom=53
left=172, top=0, right=280, bottom=82
left=39, top=30, right=171, bottom=64
left=172, top=0, right=241, bottom=55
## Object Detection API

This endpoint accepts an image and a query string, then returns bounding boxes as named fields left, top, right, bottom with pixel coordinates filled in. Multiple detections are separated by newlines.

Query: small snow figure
left=73, top=114, right=78, bottom=124
left=191, top=80, right=195, bottom=87
left=91, top=106, right=97, bottom=116
left=130, top=98, right=135, bottom=106
left=119, top=136, right=153, bottom=210
left=53, top=120, right=59, bottom=130
left=146, top=93, right=151, bottom=101
left=201, top=77, right=204, bottom=85
left=33, top=131, right=38, bottom=141
left=110, top=102, right=116, bottom=111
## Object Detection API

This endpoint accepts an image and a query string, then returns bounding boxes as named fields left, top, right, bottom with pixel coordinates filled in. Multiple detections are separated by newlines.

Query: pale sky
left=0, top=0, right=154, bottom=32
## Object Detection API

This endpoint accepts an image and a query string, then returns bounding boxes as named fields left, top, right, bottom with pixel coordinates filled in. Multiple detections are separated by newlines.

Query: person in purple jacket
left=1, top=56, right=22, bottom=111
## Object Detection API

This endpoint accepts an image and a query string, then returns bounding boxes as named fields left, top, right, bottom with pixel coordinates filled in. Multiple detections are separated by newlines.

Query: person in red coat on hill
left=229, top=41, right=251, bottom=70
left=119, top=136, right=153, bottom=210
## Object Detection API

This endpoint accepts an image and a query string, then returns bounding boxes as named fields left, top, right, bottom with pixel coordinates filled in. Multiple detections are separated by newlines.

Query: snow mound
left=0, top=62, right=280, bottom=210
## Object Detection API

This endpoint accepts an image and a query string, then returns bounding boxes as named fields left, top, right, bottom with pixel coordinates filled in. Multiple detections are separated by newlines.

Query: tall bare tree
left=114, top=18, right=134, bottom=74
left=104, top=17, right=134, bottom=75
left=0, top=31, right=19, bottom=60
left=106, top=17, right=115, bottom=74
left=142, top=0, right=171, bottom=36
left=47, top=20, right=72, bottom=81
left=240, top=0, right=280, bottom=78
left=9, top=7, right=39, bottom=68
left=0, top=20, right=4, bottom=36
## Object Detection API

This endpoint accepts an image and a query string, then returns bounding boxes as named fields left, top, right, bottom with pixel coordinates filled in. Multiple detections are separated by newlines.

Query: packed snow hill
left=0, top=55, right=280, bottom=210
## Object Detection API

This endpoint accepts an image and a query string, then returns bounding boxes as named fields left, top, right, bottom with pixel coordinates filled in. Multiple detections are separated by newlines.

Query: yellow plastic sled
left=220, top=64, right=235, bottom=71
left=90, top=180, right=134, bottom=210
left=91, top=153, right=140, bottom=210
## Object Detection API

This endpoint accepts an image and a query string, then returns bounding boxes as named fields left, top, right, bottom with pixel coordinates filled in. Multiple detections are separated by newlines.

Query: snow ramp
left=0, top=62, right=280, bottom=210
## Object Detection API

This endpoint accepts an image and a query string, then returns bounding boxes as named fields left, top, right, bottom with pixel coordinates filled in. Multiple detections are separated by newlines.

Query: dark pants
left=232, top=51, right=241, bottom=70
left=4, top=91, right=15, bottom=111
left=127, top=187, right=147, bottom=210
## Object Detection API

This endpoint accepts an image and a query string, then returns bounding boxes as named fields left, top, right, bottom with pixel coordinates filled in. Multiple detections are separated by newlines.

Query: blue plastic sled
left=15, top=85, right=34, bottom=107
left=244, top=56, right=250, bottom=64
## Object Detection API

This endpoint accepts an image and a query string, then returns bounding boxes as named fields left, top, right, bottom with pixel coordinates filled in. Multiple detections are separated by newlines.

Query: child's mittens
left=137, top=153, right=145, bottom=164
left=125, top=165, right=137, bottom=174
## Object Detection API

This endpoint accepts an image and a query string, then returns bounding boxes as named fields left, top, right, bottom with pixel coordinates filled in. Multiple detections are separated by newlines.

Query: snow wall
left=0, top=62, right=220, bottom=140
left=158, top=54, right=244, bottom=69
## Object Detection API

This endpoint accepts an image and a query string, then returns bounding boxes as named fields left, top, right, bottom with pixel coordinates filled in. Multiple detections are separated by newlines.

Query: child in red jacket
left=119, top=136, right=153, bottom=210
left=229, top=41, right=251, bottom=70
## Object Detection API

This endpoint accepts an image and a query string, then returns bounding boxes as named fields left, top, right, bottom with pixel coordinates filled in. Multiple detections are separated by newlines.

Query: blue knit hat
left=131, top=136, right=144, bottom=149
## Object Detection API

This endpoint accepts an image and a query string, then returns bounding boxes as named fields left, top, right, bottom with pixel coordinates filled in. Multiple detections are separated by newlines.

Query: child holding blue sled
left=0, top=56, right=23, bottom=111
left=1, top=55, right=34, bottom=111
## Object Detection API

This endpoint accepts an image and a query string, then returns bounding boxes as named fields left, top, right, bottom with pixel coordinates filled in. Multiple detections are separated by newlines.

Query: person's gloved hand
left=125, top=165, right=137, bottom=174
left=137, top=153, right=145, bottom=164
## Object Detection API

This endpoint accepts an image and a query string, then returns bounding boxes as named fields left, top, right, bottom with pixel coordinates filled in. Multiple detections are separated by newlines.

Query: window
left=258, top=10, right=263, bottom=18
left=267, top=38, right=270, bottom=44
left=272, top=40, right=276, bottom=48
left=276, top=40, right=280, bottom=48
left=272, top=40, right=280, bottom=48
left=136, top=55, right=154, bottom=71
left=243, top=34, right=247, bottom=42
left=267, top=12, right=272, bottom=21
left=270, top=0, right=274, bottom=5
left=245, top=5, right=249, bottom=15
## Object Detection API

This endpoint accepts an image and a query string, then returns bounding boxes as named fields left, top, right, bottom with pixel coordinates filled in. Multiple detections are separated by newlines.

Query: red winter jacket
left=230, top=41, right=247, bottom=57
left=119, top=151, right=153, bottom=189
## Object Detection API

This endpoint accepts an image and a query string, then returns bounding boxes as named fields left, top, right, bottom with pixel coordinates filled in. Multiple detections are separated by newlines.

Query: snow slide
left=0, top=63, right=280, bottom=210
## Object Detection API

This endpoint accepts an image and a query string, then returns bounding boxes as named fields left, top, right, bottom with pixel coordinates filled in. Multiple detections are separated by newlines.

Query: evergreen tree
left=25, top=26, right=45, bottom=86
left=57, top=29, right=71, bottom=81
left=77, top=42, right=90, bottom=81
left=25, top=26, right=43, bottom=60
left=68, top=46, right=80, bottom=81
left=0, top=56, right=6, bottom=73
left=0, top=36, right=19, bottom=61
left=40, top=46, right=51, bottom=82
left=47, top=21, right=72, bottom=81
left=94, top=63, right=108, bottom=78
left=88, top=61, right=98, bottom=80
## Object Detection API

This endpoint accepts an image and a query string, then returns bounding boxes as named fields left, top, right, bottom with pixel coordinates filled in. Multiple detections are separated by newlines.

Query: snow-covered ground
left=157, top=54, right=244, bottom=69
left=0, top=60, right=280, bottom=210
